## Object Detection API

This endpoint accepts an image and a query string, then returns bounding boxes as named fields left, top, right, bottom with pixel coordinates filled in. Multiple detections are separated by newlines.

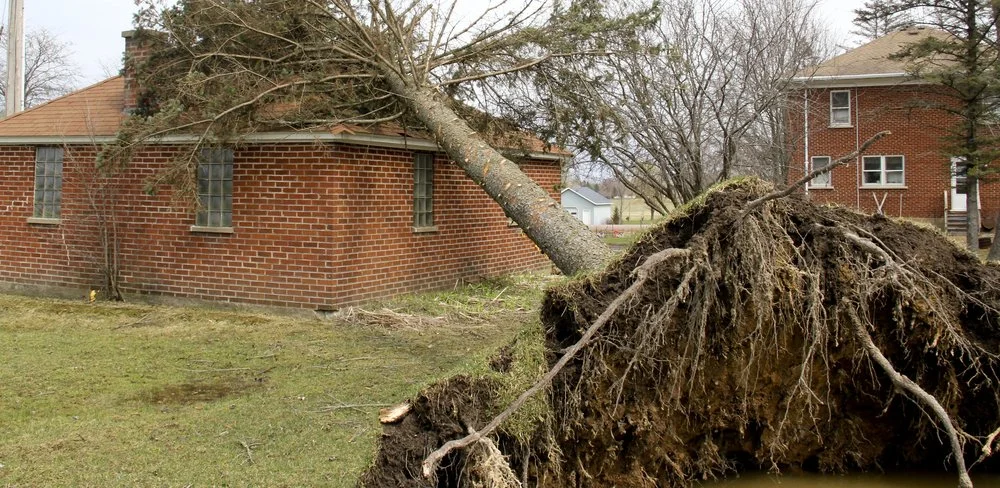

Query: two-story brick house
left=787, top=27, right=1000, bottom=231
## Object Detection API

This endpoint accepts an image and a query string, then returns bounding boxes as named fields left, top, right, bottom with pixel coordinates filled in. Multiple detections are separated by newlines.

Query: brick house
left=0, top=32, right=561, bottom=309
left=787, top=28, right=999, bottom=231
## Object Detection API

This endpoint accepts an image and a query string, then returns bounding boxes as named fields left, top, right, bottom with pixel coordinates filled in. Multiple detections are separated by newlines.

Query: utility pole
left=6, top=0, right=24, bottom=116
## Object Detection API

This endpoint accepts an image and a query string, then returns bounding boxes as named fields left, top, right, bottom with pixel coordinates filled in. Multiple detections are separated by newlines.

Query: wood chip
left=379, top=402, right=412, bottom=424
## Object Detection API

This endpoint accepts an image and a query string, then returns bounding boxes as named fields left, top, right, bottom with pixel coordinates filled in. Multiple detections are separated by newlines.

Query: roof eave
left=0, top=130, right=569, bottom=162
left=790, top=72, right=928, bottom=88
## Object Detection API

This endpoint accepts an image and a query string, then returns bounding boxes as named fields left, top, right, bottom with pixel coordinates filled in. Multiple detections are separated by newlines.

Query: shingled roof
left=795, top=27, right=951, bottom=85
left=0, top=76, right=126, bottom=138
left=0, top=74, right=567, bottom=158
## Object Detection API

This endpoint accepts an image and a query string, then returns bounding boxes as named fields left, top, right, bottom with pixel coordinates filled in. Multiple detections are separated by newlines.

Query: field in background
left=0, top=274, right=555, bottom=487
left=612, top=196, right=668, bottom=225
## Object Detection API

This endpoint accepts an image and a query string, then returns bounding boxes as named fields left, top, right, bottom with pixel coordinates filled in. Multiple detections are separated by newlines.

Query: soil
left=363, top=179, right=1000, bottom=487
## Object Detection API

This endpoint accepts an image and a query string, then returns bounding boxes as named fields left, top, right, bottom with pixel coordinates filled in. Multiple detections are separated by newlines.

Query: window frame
left=830, top=90, right=852, bottom=127
left=861, top=155, right=905, bottom=187
left=809, top=156, right=833, bottom=188
left=192, top=147, right=234, bottom=233
left=31, top=146, right=64, bottom=222
left=413, top=152, right=435, bottom=231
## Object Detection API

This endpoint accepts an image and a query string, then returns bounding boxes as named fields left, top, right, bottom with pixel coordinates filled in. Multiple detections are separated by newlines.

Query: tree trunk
left=988, top=213, right=1000, bottom=262
left=967, top=174, right=980, bottom=252
left=382, top=72, right=614, bottom=275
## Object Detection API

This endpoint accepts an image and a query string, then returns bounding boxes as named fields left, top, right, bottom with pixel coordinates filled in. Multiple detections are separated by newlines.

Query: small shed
left=561, top=187, right=613, bottom=226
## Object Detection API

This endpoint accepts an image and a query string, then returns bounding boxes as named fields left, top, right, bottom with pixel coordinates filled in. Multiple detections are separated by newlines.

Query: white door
left=582, top=209, right=593, bottom=225
left=951, top=158, right=968, bottom=212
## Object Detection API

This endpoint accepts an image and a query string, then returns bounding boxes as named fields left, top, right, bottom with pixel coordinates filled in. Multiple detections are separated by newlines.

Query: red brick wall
left=786, top=84, right=1000, bottom=221
left=0, top=142, right=558, bottom=308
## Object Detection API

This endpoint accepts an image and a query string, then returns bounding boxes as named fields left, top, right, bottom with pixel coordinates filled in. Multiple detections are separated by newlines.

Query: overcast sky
left=17, top=0, right=866, bottom=87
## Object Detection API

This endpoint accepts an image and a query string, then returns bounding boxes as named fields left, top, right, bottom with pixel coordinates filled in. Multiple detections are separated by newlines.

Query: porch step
left=946, top=211, right=967, bottom=234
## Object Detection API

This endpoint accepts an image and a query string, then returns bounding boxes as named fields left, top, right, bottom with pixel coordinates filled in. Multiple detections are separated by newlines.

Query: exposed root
left=366, top=178, right=1000, bottom=487
left=849, top=307, right=973, bottom=488
left=540, top=179, right=1000, bottom=485
left=461, top=435, right=522, bottom=488
left=421, top=248, right=691, bottom=478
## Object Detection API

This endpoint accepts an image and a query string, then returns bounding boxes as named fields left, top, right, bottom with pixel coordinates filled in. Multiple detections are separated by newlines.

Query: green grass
left=0, top=274, right=556, bottom=487
left=603, top=234, right=642, bottom=247
left=612, top=197, right=670, bottom=225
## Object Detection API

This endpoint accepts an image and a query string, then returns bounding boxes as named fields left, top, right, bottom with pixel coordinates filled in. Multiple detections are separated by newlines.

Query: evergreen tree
left=852, top=0, right=915, bottom=41
left=889, top=0, right=1000, bottom=250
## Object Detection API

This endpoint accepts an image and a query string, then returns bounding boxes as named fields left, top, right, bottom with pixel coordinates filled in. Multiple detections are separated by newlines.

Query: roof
left=795, top=28, right=951, bottom=84
left=0, top=75, right=568, bottom=159
left=0, top=76, right=126, bottom=137
left=562, top=187, right=612, bottom=206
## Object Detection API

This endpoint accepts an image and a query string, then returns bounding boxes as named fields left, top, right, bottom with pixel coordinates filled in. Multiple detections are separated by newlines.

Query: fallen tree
left=364, top=178, right=1000, bottom=487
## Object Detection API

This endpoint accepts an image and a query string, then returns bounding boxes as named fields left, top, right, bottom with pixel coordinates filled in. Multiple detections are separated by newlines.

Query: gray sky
left=18, top=0, right=865, bottom=88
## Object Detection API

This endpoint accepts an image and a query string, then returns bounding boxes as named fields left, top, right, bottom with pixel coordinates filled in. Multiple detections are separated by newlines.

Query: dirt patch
left=140, top=377, right=262, bottom=405
left=488, top=344, right=515, bottom=374
left=365, top=179, right=1000, bottom=487
left=360, top=375, right=503, bottom=487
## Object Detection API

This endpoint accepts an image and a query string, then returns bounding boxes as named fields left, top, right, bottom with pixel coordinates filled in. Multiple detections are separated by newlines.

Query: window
left=196, top=148, right=233, bottom=228
left=830, top=90, right=851, bottom=126
left=862, top=155, right=905, bottom=186
left=810, top=156, right=832, bottom=187
left=33, top=147, right=63, bottom=220
left=413, top=153, right=434, bottom=229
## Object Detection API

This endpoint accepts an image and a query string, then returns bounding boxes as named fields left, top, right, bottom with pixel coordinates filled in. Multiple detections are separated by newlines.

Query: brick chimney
left=121, top=30, right=150, bottom=114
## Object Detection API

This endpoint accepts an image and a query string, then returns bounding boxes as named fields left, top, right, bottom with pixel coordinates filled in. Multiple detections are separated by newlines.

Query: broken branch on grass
left=741, top=130, right=890, bottom=219
left=420, top=247, right=691, bottom=479
left=238, top=439, right=259, bottom=465
left=848, top=309, right=972, bottom=488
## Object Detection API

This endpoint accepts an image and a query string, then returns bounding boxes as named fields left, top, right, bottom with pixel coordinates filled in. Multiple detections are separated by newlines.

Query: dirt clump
left=365, top=179, right=1000, bottom=487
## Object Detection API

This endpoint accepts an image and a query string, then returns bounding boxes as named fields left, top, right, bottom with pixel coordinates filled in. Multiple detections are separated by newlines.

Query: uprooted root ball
left=542, top=179, right=1000, bottom=485
left=365, top=179, right=1000, bottom=487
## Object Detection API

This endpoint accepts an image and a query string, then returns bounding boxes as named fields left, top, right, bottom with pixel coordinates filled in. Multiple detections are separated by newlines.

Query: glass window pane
left=222, top=211, right=232, bottom=227
left=832, top=108, right=850, bottom=124
left=196, top=210, right=207, bottom=226
left=209, top=211, right=221, bottom=227
left=222, top=195, right=232, bottom=212
left=863, top=171, right=881, bottom=184
left=886, top=171, right=904, bottom=184
left=224, top=162, right=233, bottom=179
left=198, top=163, right=209, bottom=181
left=886, top=157, right=903, bottom=171
left=198, top=178, right=210, bottom=194
left=863, top=157, right=881, bottom=171
left=210, top=163, right=223, bottom=180
left=832, top=91, right=849, bottom=108
left=211, top=196, right=222, bottom=212
left=211, top=180, right=222, bottom=196
left=223, top=180, right=233, bottom=196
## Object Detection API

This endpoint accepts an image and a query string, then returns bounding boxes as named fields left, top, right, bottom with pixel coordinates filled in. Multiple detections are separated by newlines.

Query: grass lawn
left=0, top=275, right=554, bottom=487
left=612, top=197, right=670, bottom=225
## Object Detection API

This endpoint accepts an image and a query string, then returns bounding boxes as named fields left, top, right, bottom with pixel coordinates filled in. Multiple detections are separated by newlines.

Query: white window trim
left=830, top=90, right=852, bottom=128
left=808, top=156, right=833, bottom=188
left=861, top=155, right=906, bottom=188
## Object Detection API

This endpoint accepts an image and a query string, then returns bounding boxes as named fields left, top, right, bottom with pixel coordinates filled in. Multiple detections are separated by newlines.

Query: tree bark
left=967, top=174, right=980, bottom=252
left=988, top=213, right=1000, bottom=262
left=382, top=72, right=614, bottom=276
